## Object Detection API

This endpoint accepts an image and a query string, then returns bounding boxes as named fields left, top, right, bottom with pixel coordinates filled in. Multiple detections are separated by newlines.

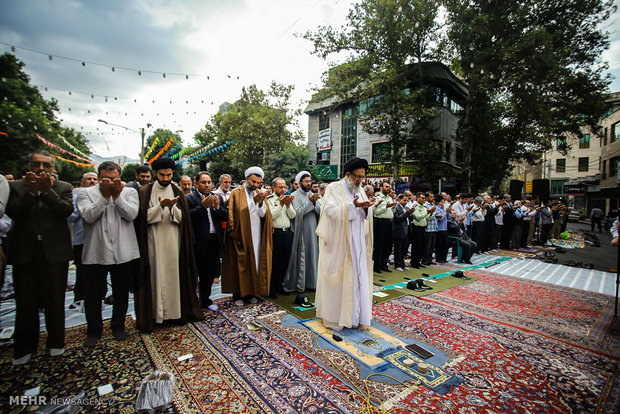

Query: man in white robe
left=315, top=158, right=375, bottom=331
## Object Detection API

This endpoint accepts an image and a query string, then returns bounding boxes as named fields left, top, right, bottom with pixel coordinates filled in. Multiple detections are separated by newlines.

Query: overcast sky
left=1, top=0, right=618, bottom=160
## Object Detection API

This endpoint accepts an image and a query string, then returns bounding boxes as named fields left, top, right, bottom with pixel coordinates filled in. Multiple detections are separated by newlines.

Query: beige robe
left=315, top=180, right=373, bottom=330
left=147, top=182, right=183, bottom=323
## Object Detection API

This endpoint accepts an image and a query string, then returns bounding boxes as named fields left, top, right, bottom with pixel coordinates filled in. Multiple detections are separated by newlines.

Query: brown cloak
left=136, top=182, right=203, bottom=333
left=221, top=185, right=273, bottom=297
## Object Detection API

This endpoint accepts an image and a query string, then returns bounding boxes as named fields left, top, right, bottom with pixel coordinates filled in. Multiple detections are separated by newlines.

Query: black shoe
left=463, top=259, right=473, bottom=264
left=113, top=331, right=128, bottom=341
left=103, top=295, right=113, bottom=305
left=83, top=336, right=100, bottom=347
left=411, top=264, right=421, bottom=269
left=374, top=268, right=382, bottom=274
left=419, top=264, right=426, bottom=268
left=380, top=267, right=392, bottom=273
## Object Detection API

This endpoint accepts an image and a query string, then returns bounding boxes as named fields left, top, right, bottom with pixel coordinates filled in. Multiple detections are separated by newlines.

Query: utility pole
left=140, top=127, right=145, bottom=164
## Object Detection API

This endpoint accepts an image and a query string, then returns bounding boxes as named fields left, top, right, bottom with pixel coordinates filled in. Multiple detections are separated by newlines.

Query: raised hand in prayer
left=159, top=196, right=179, bottom=208
left=354, top=195, right=374, bottom=209
left=309, top=193, right=320, bottom=203
left=427, top=205, right=436, bottom=213
left=201, top=194, right=217, bottom=209
left=99, top=178, right=112, bottom=199
left=110, top=178, right=124, bottom=200
left=253, top=190, right=267, bottom=204
left=24, top=171, right=40, bottom=193
left=213, top=194, right=220, bottom=210
left=36, top=171, right=53, bottom=193
left=386, top=201, right=396, bottom=208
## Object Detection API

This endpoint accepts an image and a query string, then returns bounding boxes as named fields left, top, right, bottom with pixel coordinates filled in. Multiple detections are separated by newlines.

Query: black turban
left=151, top=157, right=175, bottom=171
left=343, top=157, right=369, bottom=174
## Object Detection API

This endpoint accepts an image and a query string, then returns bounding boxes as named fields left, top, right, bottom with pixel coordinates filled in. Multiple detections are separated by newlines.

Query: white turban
left=244, top=166, right=264, bottom=179
left=295, top=170, right=311, bottom=184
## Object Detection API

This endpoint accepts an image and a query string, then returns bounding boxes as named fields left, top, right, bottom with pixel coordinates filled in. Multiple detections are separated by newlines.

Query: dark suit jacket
left=6, top=179, right=74, bottom=264
left=186, top=189, right=228, bottom=249
left=392, top=203, right=409, bottom=239
left=447, top=220, right=471, bottom=241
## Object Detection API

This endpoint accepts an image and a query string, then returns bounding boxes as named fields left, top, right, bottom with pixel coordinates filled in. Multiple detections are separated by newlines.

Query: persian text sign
left=318, top=129, right=331, bottom=151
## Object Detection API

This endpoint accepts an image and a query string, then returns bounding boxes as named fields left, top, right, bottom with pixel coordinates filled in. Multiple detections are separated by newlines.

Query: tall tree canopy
left=194, top=82, right=303, bottom=182
left=446, top=0, right=615, bottom=192
left=304, top=0, right=446, bottom=180
left=0, top=53, right=92, bottom=181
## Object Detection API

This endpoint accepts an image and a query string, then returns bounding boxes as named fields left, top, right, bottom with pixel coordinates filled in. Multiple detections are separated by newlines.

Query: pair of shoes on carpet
left=395, top=267, right=404, bottom=272
left=380, top=267, right=392, bottom=273
left=69, top=300, right=84, bottom=312
left=204, top=304, right=218, bottom=311
left=103, top=295, right=113, bottom=305
left=452, top=271, right=472, bottom=280
left=374, top=268, right=382, bottom=274
left=463, top=259, right=473, bottom=264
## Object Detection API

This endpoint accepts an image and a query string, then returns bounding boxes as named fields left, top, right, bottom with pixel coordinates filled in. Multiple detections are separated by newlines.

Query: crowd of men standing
left=0, top=150, right=588, bottom=367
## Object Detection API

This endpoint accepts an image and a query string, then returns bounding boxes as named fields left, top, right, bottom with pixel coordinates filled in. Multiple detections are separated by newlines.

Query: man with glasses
left=6, top=151, right=74, bottom=365
left=315, top=158, right=375, bottom=331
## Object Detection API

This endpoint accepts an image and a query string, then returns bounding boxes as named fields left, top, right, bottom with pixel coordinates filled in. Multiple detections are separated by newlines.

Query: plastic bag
left=559, top=232, right=570, bottom=240
left=135, top=371, right=175, bottom=412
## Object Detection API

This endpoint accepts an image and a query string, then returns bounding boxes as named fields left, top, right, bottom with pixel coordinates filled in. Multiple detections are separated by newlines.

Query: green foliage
left=304, top=0, right=446, bottom=180
left=0, top=53, right=91, bottom=182
left=121, top=163, right=139, bottom=182
left=194, top=82, right=301, bottom=183
left=263, top=141, right=312, bottom=184
left=445, top=0, right=615, bottom=193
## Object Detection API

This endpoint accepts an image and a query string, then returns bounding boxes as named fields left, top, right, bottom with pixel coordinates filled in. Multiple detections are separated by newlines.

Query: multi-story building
left=304, top=62, right=467, bottom=193
left=539, top=92, right=619, bottom=214
left=599, top=93, right=620, bottom=214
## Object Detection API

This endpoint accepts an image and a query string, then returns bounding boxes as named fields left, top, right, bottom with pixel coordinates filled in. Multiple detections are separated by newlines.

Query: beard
left=345, top=176, right=361, bottom=193
left=157, top=178, right=171, bottom=187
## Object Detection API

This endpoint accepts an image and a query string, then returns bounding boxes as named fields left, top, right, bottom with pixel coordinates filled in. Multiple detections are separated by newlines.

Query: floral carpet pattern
left=426, top=269, right=620, bottom=358
left=373, top=296, right=620, bottom=413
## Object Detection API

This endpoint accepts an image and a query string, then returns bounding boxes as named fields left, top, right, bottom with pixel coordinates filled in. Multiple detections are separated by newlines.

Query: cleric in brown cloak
left=222, top=166, right=273, bottom=304
left=135, top=157, right=203, bottom=332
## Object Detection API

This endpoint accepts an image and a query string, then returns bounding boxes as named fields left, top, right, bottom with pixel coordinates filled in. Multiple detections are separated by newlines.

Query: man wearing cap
left=315, top=157, right=375, bottom=331
left=222, top=166, right=273, bottom=305
left=283, top=171, right=321, bottom=305
left=135, top=157, right=202, bottom=332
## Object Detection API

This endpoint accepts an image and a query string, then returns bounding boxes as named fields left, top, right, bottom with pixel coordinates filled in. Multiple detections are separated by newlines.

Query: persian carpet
left=373, top=296, right=620, bottom=414
left=426, top=269, right=620, bottom=358
left=0, top=319, right=160, bottom=413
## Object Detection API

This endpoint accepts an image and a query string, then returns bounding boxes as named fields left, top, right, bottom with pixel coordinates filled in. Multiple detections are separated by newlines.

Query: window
left=578, top=157, right=589, bottom=172
left=603, top=127, right=607, bottom=146
left=444, top=141, right=451, bottom=161
left=371, top=142, right=391, bottom=164
left=450, top=100, right=463, bottom=113
left=611, top=157, right=620, bottom=179
left=579, top=134, right=590, bottom=149
left=550, top=179, right=568, bottom=196
left=456, top=147, right=463, bottom=165
left=612, top=122, right=620, bottom=143
left=602, top=160, right=607, bottom=178
left=557, top=137, right=567, bottom=150
left=556, top=158, right=566, bottom=173
left=317, top=151, right=330, bottom=165
left=340, top=106, right=358, bottom=175
left=318, top=112, right=330, bottom=131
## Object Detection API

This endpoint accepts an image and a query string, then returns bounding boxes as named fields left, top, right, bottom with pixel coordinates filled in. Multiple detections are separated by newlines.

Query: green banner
left=315, top=164, right=338, bottom=180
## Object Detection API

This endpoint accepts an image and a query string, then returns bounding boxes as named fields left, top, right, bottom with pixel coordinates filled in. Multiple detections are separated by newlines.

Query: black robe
left=135, top=183, right=203, bottom=333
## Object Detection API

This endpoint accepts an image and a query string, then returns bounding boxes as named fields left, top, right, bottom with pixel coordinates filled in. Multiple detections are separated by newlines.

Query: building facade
left=304, top=62, right=467, bottom=193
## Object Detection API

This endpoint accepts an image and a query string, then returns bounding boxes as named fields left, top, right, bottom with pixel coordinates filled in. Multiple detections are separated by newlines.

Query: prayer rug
left=373, top=296, right=620, bottom=413
left=550, top=238, right=586, bottom=249
left=425, top=269, right=620, bottom=358
left=0, top=319, right=159, bottom=413
left=488, top=248, right=539, bottom=258
left=373, top=267, right=479, bottom=297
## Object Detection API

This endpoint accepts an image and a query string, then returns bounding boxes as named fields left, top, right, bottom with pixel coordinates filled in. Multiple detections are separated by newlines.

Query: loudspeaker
left=532, top=179, right=550, bottom=201
left=509, top=180, right=524, bottom=201
left=199, top=160, right=208, bottom=171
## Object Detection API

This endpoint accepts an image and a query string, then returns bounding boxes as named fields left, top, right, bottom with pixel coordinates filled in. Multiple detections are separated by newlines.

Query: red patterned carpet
left=373, top=296, right=620, bottom=413
left=425, top=269, right=620, bottom=358
left=2, top=292, right=619, bottom=413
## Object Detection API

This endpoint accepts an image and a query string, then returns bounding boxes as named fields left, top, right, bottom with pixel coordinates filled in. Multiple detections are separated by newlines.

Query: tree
left=194, top=82, right=302, bottom=182
left=446, top=0, right=615, bottom=193
left=121, top=163, right=139, bottom=182
left=304, top=0, right=445, bottom=180
left=0, top=53, right=92, bottom=182
left=263, top=141, right=312, bottom=184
